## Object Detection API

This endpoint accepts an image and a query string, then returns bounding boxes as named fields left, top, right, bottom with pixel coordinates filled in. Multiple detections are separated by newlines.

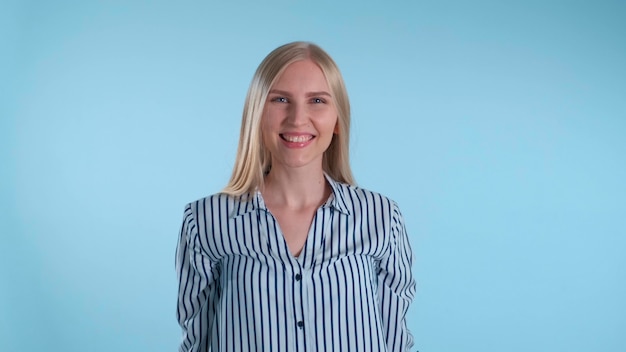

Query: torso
left=178, top=180, right=408, bottom=351
left=262, top=177, right=332, bottom=257
left=267, top=205, right=317, bottom=257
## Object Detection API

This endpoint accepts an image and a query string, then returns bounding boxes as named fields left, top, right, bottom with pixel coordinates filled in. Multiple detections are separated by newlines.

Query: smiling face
left=261, top=59, right=338, bottom=174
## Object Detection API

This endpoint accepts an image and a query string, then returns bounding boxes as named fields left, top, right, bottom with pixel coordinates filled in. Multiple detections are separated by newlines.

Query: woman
left=176, top=41, right=416, bottom=351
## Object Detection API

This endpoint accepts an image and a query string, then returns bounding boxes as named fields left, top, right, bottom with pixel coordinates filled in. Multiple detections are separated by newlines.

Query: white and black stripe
left=176, top=175, right=416, bottom=351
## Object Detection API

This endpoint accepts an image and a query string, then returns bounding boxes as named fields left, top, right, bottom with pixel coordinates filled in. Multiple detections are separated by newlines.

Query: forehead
left=271, top=59, right=330, bottom=90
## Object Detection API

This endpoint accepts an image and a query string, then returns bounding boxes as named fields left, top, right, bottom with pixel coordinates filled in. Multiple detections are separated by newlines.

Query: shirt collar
left=229, top=173, right=351, bottom=218
left=323, top=173, right=351, bottom=215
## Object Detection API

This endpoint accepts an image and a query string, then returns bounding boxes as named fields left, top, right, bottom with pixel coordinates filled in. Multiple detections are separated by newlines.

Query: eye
left=271, top=96, right=288, bottom=103
left=311, top=97, right=325, bottom=104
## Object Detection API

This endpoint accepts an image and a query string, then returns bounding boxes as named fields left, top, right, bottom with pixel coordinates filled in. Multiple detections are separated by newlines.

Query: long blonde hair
left=223, top=41, right=354, bottom=196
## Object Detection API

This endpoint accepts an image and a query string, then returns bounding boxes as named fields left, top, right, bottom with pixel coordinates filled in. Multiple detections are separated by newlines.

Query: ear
left=334, top=119, right=339, bottom=134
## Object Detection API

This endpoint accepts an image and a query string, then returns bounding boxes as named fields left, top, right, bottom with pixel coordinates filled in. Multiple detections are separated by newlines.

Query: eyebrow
left=268, top=89, right=332, bottom=97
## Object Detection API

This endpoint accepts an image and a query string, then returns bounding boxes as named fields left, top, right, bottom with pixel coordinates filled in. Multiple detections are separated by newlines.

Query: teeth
left=282, top=134, right=313, bottom=143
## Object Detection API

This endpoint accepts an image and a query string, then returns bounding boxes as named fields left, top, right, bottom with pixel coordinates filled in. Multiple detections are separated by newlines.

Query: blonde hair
left=223, top=41, right=354, bottom=196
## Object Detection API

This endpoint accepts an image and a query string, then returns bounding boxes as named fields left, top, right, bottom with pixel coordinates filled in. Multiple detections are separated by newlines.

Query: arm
left=176, top=203, right=220, bottom=352
left=377, top=201, right=417, bottom=351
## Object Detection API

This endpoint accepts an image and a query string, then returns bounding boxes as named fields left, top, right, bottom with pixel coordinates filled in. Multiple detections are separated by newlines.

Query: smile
left=280, top=134, right=314, bottom=143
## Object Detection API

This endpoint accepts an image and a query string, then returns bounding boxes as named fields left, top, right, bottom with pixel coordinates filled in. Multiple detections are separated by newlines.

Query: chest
left=201, top=206, right=391, bottom=269
left=269, top=206, right=316, bottom=257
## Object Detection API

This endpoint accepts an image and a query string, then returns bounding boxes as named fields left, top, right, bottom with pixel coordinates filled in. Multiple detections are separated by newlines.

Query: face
left=261, top=59, right=338, bottom=173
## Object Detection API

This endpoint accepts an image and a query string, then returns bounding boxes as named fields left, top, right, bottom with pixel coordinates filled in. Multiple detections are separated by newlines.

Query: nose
left=286, top=101, right=308, bottom=126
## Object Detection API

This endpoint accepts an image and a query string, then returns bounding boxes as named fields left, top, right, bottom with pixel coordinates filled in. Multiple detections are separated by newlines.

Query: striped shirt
left=175, top=175, right=416, bottom=351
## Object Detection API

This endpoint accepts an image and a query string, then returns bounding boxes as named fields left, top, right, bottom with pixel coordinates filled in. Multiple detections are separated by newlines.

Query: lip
left=280, top=133, right=315, bottom=148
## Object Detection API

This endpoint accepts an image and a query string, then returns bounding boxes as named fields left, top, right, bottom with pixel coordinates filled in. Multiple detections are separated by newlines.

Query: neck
left=262, top=165, right=329, bottom=210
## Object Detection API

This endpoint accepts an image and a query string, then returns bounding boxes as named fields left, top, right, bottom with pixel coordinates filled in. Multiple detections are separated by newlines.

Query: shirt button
left=297, top=321, right=304, bottom=328
left=295, top=274, right=302, bottom=281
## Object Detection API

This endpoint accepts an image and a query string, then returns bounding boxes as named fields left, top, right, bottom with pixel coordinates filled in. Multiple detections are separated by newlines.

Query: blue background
left=1, top=0, right=625, bottom=351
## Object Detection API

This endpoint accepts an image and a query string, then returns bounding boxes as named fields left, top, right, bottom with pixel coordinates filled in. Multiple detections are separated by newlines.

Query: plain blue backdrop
left=2, top=0, right=625, bottom=351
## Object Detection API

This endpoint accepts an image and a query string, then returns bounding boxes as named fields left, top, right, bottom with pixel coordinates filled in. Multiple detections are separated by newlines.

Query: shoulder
left=186, top=192, right=236, bottom=208
left=184, top=192, right=252, bottom=221
left=331, top=179, right=401, bottom=218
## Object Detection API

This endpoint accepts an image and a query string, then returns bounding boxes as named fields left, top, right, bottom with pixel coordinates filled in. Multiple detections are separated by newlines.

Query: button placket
left=292, top=261, right=306, bottom=338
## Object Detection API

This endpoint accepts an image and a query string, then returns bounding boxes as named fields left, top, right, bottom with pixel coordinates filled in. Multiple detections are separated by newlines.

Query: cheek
left=259, top=120, right=270, bottom=143
left=261, top=106, right=282, bottom=125
left=260, top=120, right=273, bottom=148
left=326, top=113, right=339, bottom=133
left=260, top=111, right=275, bottom=134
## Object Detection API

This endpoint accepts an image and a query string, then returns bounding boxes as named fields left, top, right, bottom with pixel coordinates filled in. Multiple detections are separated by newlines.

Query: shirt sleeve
left=377, top=201, right=417, bottom=351
left=175, top=203, right=220, bottom=352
